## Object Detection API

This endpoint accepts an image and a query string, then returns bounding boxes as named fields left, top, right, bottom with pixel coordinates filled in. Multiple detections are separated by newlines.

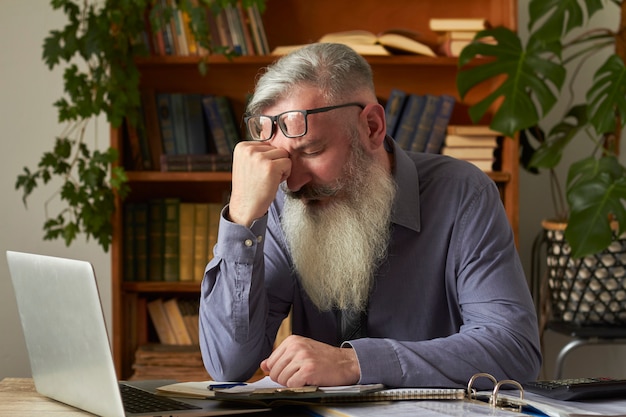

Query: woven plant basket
left=542, top=220, right=626, bottom=325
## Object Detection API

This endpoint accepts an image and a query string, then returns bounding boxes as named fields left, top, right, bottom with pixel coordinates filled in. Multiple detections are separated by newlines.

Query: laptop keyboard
left=120, top=383, right=202, bottom=413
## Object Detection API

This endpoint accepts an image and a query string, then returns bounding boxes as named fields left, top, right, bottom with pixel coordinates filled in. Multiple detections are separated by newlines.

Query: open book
left=272, top=29, right=437, bottom=57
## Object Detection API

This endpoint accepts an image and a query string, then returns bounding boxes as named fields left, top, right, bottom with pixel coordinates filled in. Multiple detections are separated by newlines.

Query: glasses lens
left=278, top=111, right=306, bottom=137
left=247, top=116, right=274, bottom=141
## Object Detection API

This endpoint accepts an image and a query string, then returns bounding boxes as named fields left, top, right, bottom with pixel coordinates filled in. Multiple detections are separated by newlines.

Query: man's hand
left=228, top=141, right=291, bottom=227
left=260, top=335, right=361, bottom=387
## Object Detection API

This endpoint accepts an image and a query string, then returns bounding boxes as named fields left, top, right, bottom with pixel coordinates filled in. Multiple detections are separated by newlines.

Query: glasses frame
left=244, top=102, right=365, bottom=141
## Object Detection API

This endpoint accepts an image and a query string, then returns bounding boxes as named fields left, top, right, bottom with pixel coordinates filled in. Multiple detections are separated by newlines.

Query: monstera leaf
left=587, top=54, right=626, bottom=135
left=457, top=27, right=566, bottom=138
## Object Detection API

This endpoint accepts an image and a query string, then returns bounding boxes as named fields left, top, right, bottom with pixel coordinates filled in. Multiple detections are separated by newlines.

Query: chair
left=530, top=229, right=626, bottom=379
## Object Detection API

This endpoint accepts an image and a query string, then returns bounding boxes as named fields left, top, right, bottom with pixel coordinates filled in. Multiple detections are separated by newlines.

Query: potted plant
left=456, top=0, right=626, bottom=325
left=457, top=0, right=626, bottom=259
left=14, top=0, right=264, bottom=252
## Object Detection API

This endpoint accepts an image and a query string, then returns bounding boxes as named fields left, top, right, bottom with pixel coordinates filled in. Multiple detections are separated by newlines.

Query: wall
left=0, top=0, right=110, bottom=378
left=1, top=0, right=625, bottom=381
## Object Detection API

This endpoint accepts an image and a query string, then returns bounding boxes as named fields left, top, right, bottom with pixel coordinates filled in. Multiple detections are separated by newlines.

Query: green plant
left=15, top=0, right=264, bottom=252
left=457, top=0, right=626, bottom=258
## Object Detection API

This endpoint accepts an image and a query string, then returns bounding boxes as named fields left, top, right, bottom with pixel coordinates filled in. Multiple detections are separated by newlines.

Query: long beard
left=281, top=142, right=396, bottom=312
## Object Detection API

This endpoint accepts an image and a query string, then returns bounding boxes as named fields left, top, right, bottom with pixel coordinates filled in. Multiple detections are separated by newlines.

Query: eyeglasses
left=244, top=102, right=365, bottom=141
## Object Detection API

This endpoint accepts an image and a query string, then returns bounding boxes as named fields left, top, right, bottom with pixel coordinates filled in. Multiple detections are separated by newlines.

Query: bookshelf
left=110, top=0, right=518, bottom=379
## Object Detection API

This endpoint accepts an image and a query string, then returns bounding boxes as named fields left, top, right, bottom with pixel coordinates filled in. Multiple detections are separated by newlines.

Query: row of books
left=145, top=1, right=269, bottom=57
left=385, top=89, right=456, bottom=154
left=429, top=17, right=493, bottom=57
left=147, top=297, right=200, bottom=346
left=125, top=92, right=238, bottom=172
left=124, top=199, right=222, bottom=283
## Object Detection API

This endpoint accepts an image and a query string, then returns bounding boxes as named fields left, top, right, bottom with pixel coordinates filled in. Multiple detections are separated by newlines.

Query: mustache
left=282, top=182, right=341, bottom=201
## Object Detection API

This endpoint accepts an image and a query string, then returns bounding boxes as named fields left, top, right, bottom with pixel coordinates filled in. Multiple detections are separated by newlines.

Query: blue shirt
left=199, top=140, right=542, bottom=388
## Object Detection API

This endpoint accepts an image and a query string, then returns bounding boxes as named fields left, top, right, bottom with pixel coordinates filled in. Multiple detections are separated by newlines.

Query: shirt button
left=256, top=235, right=263, bottom=243
left=244, top=239, right=253, bottom=247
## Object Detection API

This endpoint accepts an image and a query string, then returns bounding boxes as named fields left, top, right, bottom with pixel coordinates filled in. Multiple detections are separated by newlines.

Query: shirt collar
left=388, top=137, right=421, bottom=232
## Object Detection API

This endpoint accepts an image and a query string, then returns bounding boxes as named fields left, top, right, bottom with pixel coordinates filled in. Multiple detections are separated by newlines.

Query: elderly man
left=199, top=42, right=541, bottom=389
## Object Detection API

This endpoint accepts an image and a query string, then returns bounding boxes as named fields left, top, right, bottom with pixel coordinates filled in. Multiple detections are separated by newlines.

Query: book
left=441, top=146, right=497, bottom=159
left=162, top=198, right=181, bottom=282
left=446, top=124, right=501, bottom=136
left=147, top=298, right=178, bottom=345
left=182, top=93, right=209, bottom=155
left=193, top=203, right=210, bottom=281
left=384, top=88, right=408, bottom=138
left=424, top=94, right=456, bottom=154
left=141, top=89, right=164, bottom=170
left=178, top=203, right=196, bottom=282
left=148, top=199, right=166, bottom=281
left=410, top=94, right=441, bottom=153
left=214, top=95, right=240, bottom=152
left=318, top=29, right=437, bottom=57
left=392, top=94, right=426, bottom=150
left=201, top=95, right=233, bottom=155
left=163, top=298, right=193, bottom=345
left=428, top=18, right=490, bottom=32
left=444, top=134, right=499, bottom=147
left=156, top=93, right=178, bottom=156
left=169, top=93, right=188, bottom=154
left=133, top=202, right=150, bottom=282
left=178, top=299, right=200, bottom=345
left=246, top=3, right=270, bottom=55
left=123, top=204, right=136, bottom=282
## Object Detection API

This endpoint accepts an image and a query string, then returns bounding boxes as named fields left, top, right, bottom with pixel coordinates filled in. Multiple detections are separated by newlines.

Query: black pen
left=208, top=382, right=247, bottom=390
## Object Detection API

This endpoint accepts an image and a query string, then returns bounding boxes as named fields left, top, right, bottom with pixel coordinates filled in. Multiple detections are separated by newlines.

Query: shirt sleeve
left=198, top=205, right=283, bottom=381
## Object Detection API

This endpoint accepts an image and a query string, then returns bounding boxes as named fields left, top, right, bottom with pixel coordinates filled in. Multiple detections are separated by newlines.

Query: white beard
left=281, top=141, right=396, bottom=312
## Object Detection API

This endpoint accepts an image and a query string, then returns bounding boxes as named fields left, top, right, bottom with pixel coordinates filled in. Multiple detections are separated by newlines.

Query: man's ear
left=362, top=103, right=386, bottom=150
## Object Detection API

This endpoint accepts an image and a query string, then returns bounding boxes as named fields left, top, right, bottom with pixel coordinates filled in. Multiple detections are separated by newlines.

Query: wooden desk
left=0, top=378, right=94, bottom=416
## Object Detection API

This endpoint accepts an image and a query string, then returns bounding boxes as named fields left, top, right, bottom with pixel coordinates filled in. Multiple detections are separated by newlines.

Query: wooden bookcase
left=111, top=0, right=518, bottom=379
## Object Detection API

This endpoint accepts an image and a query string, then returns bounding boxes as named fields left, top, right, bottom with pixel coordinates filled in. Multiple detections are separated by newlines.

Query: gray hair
left=246, top=43, right=375, bottom=115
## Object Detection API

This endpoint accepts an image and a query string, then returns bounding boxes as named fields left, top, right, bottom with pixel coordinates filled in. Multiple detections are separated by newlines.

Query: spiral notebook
left=157, top=376, right=465, bottom=407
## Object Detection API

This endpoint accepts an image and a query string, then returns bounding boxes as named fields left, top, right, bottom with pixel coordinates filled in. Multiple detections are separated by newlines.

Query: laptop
left=6, top=250, right=269, bottom=417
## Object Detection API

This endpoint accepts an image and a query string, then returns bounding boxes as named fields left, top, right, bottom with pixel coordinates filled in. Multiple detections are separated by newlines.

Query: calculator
left=523, top=377, right=626, bottom=401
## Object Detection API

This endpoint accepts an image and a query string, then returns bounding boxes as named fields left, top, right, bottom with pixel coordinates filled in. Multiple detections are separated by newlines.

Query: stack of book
left=440, top=125, right=502, bottom=172
left=130, top=343, right=210, bottom=381
left=126, top=92, right=238, bottom=172
left=384, top=89, right=455, bottom=154
left=124, top=199, right=223, bottom=283
left=145, top=1, right=269, bottom=57
left=429, top=18, right=492, bottom=57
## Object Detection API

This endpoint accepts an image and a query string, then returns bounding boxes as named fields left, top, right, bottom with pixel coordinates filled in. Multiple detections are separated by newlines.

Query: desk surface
left=0, top=377, right=93, bottom=416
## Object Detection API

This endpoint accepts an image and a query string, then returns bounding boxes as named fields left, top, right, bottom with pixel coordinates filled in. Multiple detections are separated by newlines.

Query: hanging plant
left=15, top=0, right=265, bottom=252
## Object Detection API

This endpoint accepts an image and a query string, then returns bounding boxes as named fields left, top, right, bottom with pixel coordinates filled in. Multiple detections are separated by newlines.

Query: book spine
left=182, top=93, right=209, bottom=155
left=170, top=93, right=188, bottom=155
left=141, top=89, right=164, bottom=170
left=134, top=203, right=149, bottom=281
left=424, top=94, right=456, bottom=154
left=123, top=204, right=136, bottom=282
left=201, top=95, right=232, bottom=155
left=162, top=198, right=181, bottom=282
left=385, top=88, right=407, bottom=138
left=148, top=199, right=165, bottom=281
left=393, top=94, right=426, bottom=151
left=163, top=298, right=193, bottom=345
left=147, top=298, right=178, bottom=345
left=193, top=203, right=210, bottom=281
left=156, top=93, right=178, bottom=156
left=215, top=95, right=240, bottom=152
left=410, top=94, right=441, bottom=153
left=178, top=203, right=196, bottom=282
